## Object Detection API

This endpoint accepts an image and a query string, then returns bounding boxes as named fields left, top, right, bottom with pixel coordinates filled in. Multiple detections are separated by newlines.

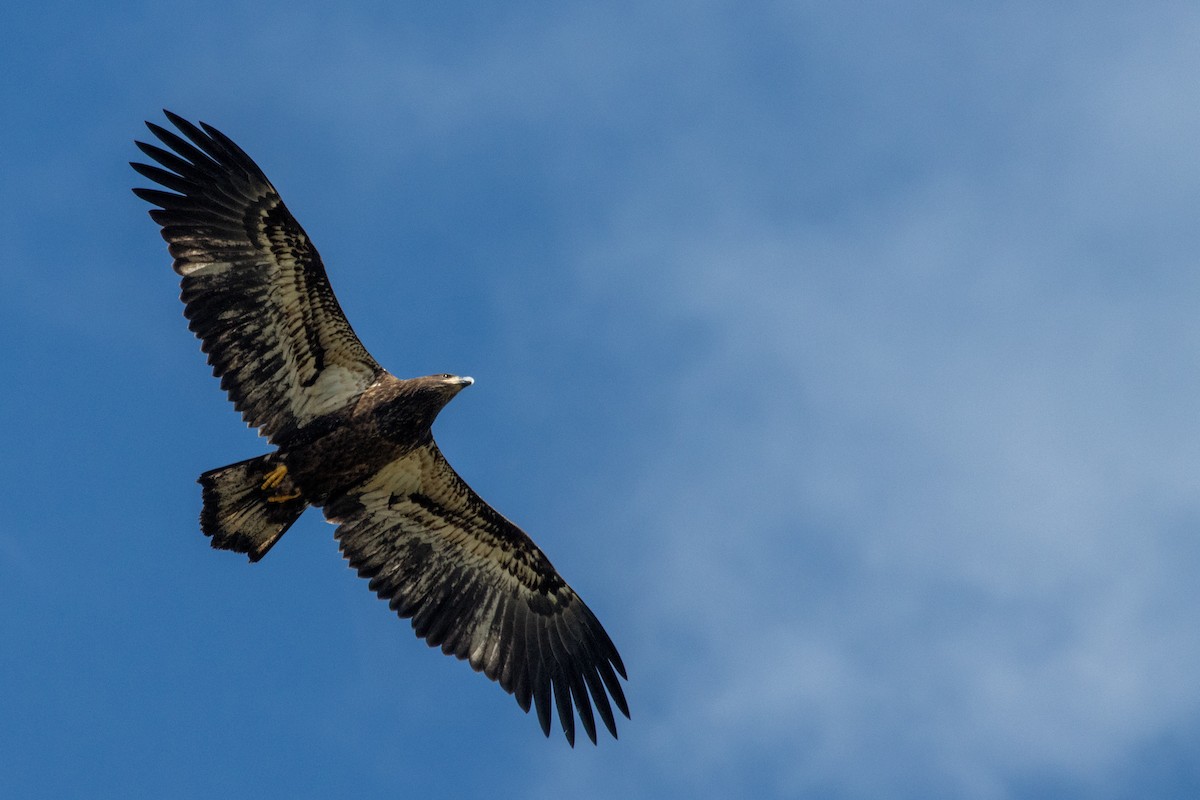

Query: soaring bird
left=132, top=111, right=628, bottom=745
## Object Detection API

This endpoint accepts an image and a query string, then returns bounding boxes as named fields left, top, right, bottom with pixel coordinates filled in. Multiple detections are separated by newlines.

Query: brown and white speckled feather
left=133, top=112, right=629, bottom=746
left=132, top=111, right=382, bottom=443
left=326, top=444, right=629, bottom=745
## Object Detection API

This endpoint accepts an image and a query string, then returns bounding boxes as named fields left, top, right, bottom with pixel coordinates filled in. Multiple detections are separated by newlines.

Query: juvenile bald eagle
left=132, top=111, right=628, bottom=745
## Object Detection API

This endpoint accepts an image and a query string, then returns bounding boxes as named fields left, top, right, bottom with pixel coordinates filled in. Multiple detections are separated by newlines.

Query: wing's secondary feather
left=132, top=111, right=383, bottom=442
left=326, top=444, right=629, bottom=745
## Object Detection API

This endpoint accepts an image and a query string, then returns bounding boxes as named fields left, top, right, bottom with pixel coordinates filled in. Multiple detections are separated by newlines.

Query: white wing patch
left=176, top=259, right=236, bottom=278
left=290, top=365, right=373, bottom=422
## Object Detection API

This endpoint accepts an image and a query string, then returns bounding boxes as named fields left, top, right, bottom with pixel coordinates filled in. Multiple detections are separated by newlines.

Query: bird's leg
left=267, top=489, right=303, bottom=503
left=261, top=464, right=288, bottom=490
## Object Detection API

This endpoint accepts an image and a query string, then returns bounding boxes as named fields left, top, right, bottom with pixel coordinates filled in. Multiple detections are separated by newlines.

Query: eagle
left=131, top=111, right=628, bottom=745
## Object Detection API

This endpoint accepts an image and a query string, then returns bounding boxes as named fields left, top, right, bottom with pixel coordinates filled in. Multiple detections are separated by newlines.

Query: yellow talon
left=267, top=490, right=303, bottom=503
left=261, top=464, right=288, bottom=490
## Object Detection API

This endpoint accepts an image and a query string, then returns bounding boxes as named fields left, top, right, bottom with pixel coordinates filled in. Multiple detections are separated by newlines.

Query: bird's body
left=267, top=373, right=469, bottom=508
left=132, top=112, right=628, bottom=745
left=196, top=373, right=472, bottom=560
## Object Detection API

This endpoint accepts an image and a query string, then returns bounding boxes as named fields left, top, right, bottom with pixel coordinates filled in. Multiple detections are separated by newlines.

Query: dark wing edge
left=131, top=110, right=383, bottom=442
left=325, top=443, right=629, bottom=746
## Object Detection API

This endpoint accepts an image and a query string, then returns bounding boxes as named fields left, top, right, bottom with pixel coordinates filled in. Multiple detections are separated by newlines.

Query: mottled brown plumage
left=132, top=111, right=628, bottom=745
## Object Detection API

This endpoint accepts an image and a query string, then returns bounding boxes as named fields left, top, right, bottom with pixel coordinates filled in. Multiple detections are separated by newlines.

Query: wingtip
left=144, top=119, right=171, bottom=141
left=610, top=647, right=628, bottom=681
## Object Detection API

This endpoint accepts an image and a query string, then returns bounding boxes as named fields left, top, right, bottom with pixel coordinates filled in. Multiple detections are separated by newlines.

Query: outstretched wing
left=326, top=443, right=630, bottom=746
left=132, top=111, right=383, bottom=443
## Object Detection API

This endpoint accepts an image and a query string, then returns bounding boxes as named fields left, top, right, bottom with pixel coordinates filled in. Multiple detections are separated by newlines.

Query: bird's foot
left=267, top=489, right=303, bottom=503
left=261, top=464, right=288, bottom=490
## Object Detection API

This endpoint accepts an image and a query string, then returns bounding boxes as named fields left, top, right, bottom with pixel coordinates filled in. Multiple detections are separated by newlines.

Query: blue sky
left=3, top=2, right=1200, bottom=797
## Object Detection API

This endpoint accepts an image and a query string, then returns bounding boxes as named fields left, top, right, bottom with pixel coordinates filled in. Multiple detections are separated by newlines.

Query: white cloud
left=528, top=12, right=1200, bottom=792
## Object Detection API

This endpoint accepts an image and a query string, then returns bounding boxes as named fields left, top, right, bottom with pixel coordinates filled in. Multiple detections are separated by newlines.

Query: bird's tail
left=198, top=454, right=308, bottom=562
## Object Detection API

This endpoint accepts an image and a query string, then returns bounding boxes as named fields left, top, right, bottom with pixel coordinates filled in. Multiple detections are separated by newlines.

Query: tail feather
left=198, top=454, right=308, bottom=562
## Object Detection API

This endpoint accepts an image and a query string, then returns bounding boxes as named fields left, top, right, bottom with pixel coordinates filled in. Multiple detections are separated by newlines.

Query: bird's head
left=427, top=373, right=475, bottom=394
left=385, top=374, right=475, bottom=438
left=409, top=373, right=475, bottom=409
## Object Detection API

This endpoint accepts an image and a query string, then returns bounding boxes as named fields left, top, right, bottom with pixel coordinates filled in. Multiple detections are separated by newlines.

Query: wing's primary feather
left=132, top=111, right=383, bottom=442
left=326, top=443, right=630, bottom=745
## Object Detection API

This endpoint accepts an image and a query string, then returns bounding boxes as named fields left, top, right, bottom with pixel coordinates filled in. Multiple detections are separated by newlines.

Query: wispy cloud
left=504, top=6, right=1200, bottom=796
